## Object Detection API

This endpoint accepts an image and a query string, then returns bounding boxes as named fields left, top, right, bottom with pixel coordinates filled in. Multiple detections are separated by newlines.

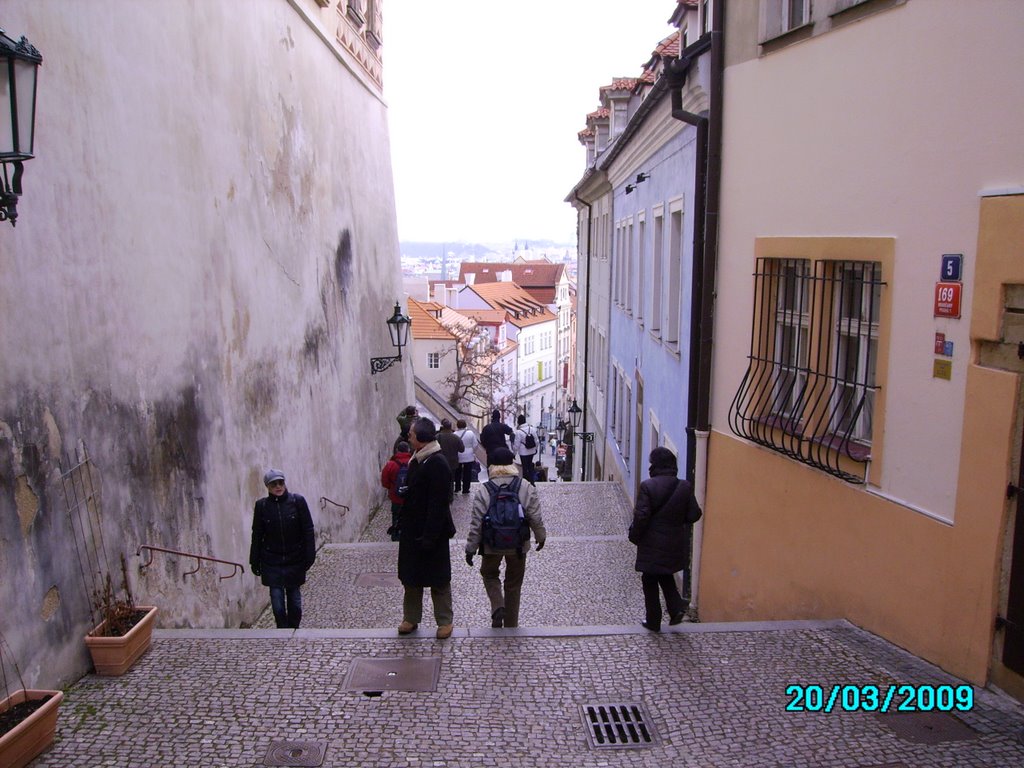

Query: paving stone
left=32, top=482, right=1024, bottom=767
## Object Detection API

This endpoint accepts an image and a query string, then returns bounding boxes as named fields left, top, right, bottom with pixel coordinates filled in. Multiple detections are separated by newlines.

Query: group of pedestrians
left=248, top=404, right=701, bottom=634
left=385, top=416, right=546, bottom=637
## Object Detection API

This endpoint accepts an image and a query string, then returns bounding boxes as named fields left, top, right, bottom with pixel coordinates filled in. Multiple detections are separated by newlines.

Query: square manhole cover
left=343, top=656, right=441, bottom=693
left=877, top=712, right=979, bottom=744
left=580, top=702, right=658, bottom=749
left=354, top=572, right=402, bottom=588
left=263, top=740, right=327, bottom=767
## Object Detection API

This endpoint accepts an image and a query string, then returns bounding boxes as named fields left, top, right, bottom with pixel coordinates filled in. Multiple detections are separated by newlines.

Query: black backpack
left=482, top=477, right=530, bottom=552
left=395, top=460, right=410, bottom=498
left=521, top=428, right=537, bottom=451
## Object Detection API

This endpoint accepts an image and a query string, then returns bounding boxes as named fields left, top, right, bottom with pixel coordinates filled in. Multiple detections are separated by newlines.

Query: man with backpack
left=512, top=414, right=539, bottom=485
left=380, top=441, right=412, bottom=542
left=464, top=447, right=546, bottom=628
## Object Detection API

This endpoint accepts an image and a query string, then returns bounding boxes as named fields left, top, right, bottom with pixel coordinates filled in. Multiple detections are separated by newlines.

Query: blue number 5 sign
left=941, top=254, right=962, bottom=281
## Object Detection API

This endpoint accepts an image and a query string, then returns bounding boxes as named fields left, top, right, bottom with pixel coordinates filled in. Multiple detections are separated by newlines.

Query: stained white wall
left=0, top=0, right=405, bottom=687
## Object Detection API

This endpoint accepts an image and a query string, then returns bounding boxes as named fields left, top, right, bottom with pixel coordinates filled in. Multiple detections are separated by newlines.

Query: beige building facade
left=702, top=0, right=1024, bottom=695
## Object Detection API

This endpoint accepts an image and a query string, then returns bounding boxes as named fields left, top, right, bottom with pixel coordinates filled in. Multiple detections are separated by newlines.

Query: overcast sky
left=383, top=0, right=677, bottom=245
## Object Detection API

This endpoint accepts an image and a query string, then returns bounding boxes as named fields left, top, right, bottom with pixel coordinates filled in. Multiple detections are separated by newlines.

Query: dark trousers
left=641, top=573, right=686, bottom=628
left=269, top=585, right=302, bottom=628
left=520, top=453, right=536, bottom=484
left=388, top=502, right=402, bottom=541
left=455, top=462, right=474, bottom=494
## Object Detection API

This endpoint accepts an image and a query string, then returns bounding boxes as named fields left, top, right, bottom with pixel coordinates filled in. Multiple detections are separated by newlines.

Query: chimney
left=465, top=273, right=476, bottom=286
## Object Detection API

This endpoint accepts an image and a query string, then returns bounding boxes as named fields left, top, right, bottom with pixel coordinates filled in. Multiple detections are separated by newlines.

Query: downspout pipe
left=667, top=1, right=724, bottom=613
left=665, top=40, right=709, bottom=486
left=573, top=191, right=594, bottom=481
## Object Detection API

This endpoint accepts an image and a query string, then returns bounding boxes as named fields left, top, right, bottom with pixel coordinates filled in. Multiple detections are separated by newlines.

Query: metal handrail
left=137, top=545, right=245, bottom=581
left=319, top=496, right=350, bottom=514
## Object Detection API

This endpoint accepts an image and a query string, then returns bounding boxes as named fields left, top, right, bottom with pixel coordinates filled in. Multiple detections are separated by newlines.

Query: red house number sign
left=934, top=282, right=962, bottom=318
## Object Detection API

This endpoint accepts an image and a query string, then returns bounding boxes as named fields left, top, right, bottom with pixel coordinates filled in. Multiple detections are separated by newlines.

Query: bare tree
left=438, top=322, right=515, bottom=420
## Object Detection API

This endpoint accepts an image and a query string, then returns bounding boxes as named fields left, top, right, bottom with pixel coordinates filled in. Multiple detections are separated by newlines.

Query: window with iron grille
left=728, top=257, right=885, bottom=483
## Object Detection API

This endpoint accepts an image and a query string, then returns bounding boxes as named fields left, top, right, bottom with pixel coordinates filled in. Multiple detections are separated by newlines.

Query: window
left=762, top=0, right=811, bottom=40
left=772, top=260, right=811, bottom=420
left=625, top=219, right=634, bottom=314
left=832, top=261, right=881, bottom=443
left=427, top=352, right=440, bottom=370
left=729, top=251, right=887, bottom=484
left=637, top=216, right=646, bottom=325
left=623, top=383, right=632, bottom=460
left=651, top=211, right=664, bottom=336
left=610, top=366, right=619, bottom=436
left=664, top=206, right=683, bottom=345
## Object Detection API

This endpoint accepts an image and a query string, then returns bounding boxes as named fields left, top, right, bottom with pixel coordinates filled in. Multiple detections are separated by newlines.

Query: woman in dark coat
left=397, top=418, right=457, bottom=638
left=249, top=469, right=316, bottom=628
left=628, top=447, right=702, bottom=632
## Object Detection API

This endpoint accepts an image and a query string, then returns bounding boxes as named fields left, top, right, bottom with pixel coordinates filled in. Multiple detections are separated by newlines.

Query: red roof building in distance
left=407, top=298, right=457, bottom=341
left=463, top=282, right=557, bottom=329
left=457, top=262, right=567, bottom=307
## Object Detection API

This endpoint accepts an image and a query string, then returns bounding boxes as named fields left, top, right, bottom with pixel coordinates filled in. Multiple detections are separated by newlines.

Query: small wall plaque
left=933, top=359, right=953, bottom=380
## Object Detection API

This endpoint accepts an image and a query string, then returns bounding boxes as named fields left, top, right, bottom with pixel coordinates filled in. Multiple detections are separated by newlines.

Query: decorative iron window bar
left=729, top=257, right=884, bottom=483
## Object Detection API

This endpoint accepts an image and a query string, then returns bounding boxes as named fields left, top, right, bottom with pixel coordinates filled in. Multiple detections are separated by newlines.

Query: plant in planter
left=84, top=553, right=158, bottom=676
left=0, top=630, right=64, bottom=768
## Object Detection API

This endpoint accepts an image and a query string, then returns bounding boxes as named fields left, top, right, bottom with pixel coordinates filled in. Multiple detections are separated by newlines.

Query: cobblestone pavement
left=35, top=482, right=1024, bottom=767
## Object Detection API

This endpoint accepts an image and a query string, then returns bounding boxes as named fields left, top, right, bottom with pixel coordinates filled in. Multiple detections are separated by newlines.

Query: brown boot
left=398, top=621, right=418, bottom=635
left=436, top=624, right=453, bottom=639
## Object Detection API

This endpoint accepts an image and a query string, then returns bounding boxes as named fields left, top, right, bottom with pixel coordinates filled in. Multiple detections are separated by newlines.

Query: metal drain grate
left=263, top=740, right=327, bottom=767
left=580, top=702, right=657, bottom=749
left=354, top=572, right=402, bottom=588
left=343, top=656, right=442, bottom=693
left=877, top=712, right=979, bottom=744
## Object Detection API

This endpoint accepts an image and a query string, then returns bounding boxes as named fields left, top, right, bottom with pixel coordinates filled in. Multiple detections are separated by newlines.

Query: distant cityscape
left=400, top=240, right=578, bottom=283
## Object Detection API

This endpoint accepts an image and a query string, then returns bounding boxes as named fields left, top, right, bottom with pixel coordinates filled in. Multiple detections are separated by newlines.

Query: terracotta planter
left=85, top=605, right=158, bottom=676
left=0, top=688, right=63, bottom=768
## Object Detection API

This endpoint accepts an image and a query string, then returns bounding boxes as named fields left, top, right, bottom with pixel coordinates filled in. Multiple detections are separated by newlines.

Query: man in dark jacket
left=436, top=418, right=465, bottom=501
left=250, top=469, right=316, bottom=629
left=394, top=405, right=418, bottom=454
left=397, top=418, right=456, bottom=639
left=627, top=447, right=702, bottom=632
left=480, top=408, right=514, bottom=465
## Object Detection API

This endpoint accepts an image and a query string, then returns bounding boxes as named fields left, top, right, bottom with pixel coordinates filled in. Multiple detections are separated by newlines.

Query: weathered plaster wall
left=0, top=0, right=406, bottom=688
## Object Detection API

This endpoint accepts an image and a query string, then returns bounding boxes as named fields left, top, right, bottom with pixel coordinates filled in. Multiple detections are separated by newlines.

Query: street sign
left=941, top=254, right=963, bottom=282
left=934, top=282, right=962, bottom=318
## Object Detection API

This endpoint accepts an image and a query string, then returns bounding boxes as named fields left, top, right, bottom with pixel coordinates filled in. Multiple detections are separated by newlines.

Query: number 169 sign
left=934, top=282, right=962, bottom=318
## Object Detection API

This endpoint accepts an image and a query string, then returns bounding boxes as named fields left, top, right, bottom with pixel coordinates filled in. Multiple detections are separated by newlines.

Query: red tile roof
left=459, top=262, right=566, bottom=289
left=456, top=308, right=508, bottom=325
left=600, top=78, right=639, bottom=94
left=586, top=107, right=610, bottom=120
left=408, top=298, right=457, bottom=341
left=655, top=31, right=681, bottom=58
left=465, top=283, right=557, bottom=328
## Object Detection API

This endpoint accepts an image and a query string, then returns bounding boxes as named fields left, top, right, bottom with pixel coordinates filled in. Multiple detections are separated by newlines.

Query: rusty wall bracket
left=137, top=544, right=245, bottom=581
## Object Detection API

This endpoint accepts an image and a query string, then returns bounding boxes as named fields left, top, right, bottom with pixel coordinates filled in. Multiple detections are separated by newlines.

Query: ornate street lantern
left=0, top=28, right=42, bottom=226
